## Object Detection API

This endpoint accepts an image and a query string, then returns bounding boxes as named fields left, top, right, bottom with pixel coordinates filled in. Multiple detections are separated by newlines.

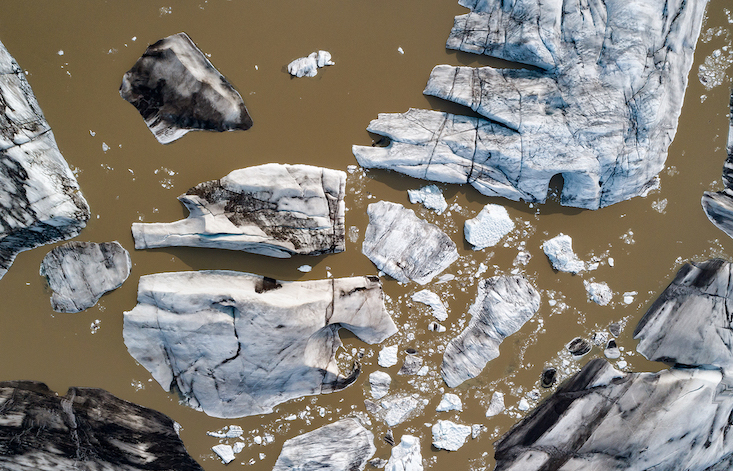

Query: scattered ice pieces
left=408, top=185, right=448, bottom=214
left=212, top=444, right=235, bottom=464
left=623, top=291, right=638, bottom=304
left=464, top=204, right=515, bottom=249
left=431, top=420, right=471, bottom=451
left=378, top=345, right=399, bottom=368
left=486, top=391, right=505, bottom=417
left=287, top=50, right=334, bottom=78
left=370, top=371, right=392, bottom=400
left=348, top=225, right=359, bottom=243
left=471, top=424, right=485, bottom=439
left=584, top=280, right=613, bottom=305
left=652, top=198, right=668, bottom=213
left=297, top=265, right=312, bottom=273
left=541, top=234, right=585, bottom=273
left=411, top=289, right=448, bottom=321
left=436, top=393, right=462, bottom=412
left=517, top=398, right=530, bottom=411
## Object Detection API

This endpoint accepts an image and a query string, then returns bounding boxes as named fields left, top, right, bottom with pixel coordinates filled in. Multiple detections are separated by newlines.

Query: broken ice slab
left=120, top=32, right=252, bottom=144
left=123, top=271, right=397, bottom=418
left=132, top=164, right=346, bottom=258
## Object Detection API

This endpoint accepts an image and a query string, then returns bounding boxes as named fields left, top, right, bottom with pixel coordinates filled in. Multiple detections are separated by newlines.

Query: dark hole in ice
left=405, top=348, right=417, bottom=355
left=547, top=173, right=565, bottom=202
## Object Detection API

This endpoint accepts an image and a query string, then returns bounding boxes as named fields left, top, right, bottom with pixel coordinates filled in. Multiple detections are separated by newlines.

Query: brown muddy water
left=0, top=1, right=732, bottom=470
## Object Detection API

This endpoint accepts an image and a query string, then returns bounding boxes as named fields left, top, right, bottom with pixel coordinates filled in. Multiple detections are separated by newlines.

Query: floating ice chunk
left=287, top=51, right=334, bottom=78
left=428, top=322, right=446, bottom=333
left=378, top=345, right=399, bottom=368
left=398, top=47, right=405, bottom=55
left=623, top=291, right=638, bottom=304
left=398, top=355, right=423, bottom=376
left=432, top=420, right=471, bottom=451
left=370, top=371, right=392, bottom=400
left=386, top=435, right=422, bottom=471
left=233, top=442, right=245, bottom=454
left=411, top=289, right=448, bottom=321
left=416, top=366, right=429, bottom=376
left=486, top=391, right=505, bottom=417
left=254, top=436, right=263, bottom=445
left=608, top=257, right=615, bottom=267
left=464, top=204, right=515, bottom=249
left=436, top=393, right=463, bottom=412
left=471, top=424, right=485, bottom=439
left=297, top=265, right=312, bottom=273
left=584, top=281, right=613, bottom=306
left=542, top=234, right=585, bottom=273
left=382, top=395, right=421, bottom=427
left=58, top=50, right=64, bottom=56
left=518, top=398, right=530, bottom=411
left=212, top=444, right=235, bottom=464
left=408, top=185, right=448, bottom=214
left=102, top=142, right=110, bottom=152
left=226, top=425, right=243, bottom=438
left=474, top=262, right=488, bottom=278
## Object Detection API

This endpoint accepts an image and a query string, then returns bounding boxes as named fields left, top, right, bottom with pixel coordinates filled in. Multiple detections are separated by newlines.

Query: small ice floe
left=541, top=233, right=585, bottom=273
left=411, top=289, right=448, bottom=321
left=382, top=395, right=423, bottom=427
left=436, top=393, right=462, bottom=412
left=370, top=371, right=392, bottom=399
left=428, top=321, right=446, bottom=333
left=464, top=204, right=515, bottom=249
left=604, top=340, right=621, bottom=359
left=486, top=391, right=505, bottom=417
left=287, top=50, right=334, bottom=77
left=584, top=280, right=613, bottom=306
left=212, top=444, right=235, bottom=464
left=408, top=185, right=448, bottom=214
left=517, top=398, right=530, bottom=411
left=432, top=420, right=471, bottom=451
left=567, top=337, right=592, bottom=358
left=378, top=345, right=399, bottom=367
left=398, top=47, right=405, bottom=54
left=297, top=265, right=312, bottom=273
left=623, top=291, right=638, bottom=304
